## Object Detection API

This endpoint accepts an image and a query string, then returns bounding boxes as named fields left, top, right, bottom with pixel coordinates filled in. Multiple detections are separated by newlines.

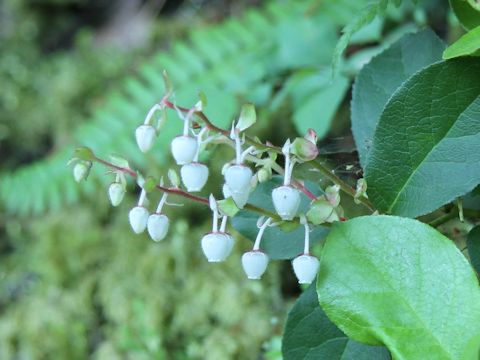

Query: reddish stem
left=94, top=156, right=280, bottom=219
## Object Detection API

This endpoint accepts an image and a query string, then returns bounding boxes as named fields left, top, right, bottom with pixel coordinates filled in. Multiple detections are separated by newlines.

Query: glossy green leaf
left=450, top=0, right=480, bottom=30
left=468, top=225, right=480, bottom=274
left=231, top=177, right=328, bottom=260
left=351, top=29, right=445, bottom=167
left=443, top=25, right=480, bottom=59
left=282, top=284, right=390, bottom=360
left=317, top=216, right=480, bottom=360
left=365, top=58, right=480, bottom=217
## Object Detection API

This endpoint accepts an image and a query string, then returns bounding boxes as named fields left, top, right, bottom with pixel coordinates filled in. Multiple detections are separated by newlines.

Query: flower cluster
left=71, top=88, right=368, bottom=285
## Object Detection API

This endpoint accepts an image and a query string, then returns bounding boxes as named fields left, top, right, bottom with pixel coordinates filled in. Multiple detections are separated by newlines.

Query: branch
left=94, top=155, right=286, bottom=222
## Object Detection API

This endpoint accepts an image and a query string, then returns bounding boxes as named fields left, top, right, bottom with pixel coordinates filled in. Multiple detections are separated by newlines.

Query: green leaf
left=143, top=176, right=158, bottom=193
left=450, top=0, right=480, bottom=30
left=351, top=29, right=445, bottom=167
left=282, top=284, right=390, bottom=360
left=293, top=72, right=349, bottom=139
left=365, top=58, right=480, bottom=217
left=73, top=146, right=95, bottom=161
left=443, top=25, right=480, bottom=59
left=317, top=215, right=480, bottom=360
left=231, top=177, right=328, bottom=259
left=468, top=225, right=480, bottom=274
left=236, top=103, right=256, bottom=131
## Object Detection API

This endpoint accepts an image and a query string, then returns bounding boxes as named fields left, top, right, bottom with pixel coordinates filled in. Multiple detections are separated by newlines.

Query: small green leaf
left=282, top=284, right=390, bottom=360
left=218, top=197, right=240, bottom=217
left=443, top=25, right=480, bottom=59
left=365, top=58, right=480, bottom=217
left=236, top=103, right=256, bottom=131
left=450, top=0, right=480, bottom=30
left=317, top=216, right=480, bottom=359
left=467, top=225, right=480, bottom=274
left=73, top=146, right=95, bottom=161
left=143, top=176, right=158, bottom=193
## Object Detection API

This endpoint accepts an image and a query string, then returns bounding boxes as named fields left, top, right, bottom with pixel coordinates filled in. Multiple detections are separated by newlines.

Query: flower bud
left=147, top=213, right=169, bottom=241
left=128, top=206, right=149, bottom=234
left=201, top=232, right=233, bottom=262
left=306, top=199, right=335, bottom=225
left=108, top=182, right=126, bottom=207
left=224, top=164, right=252, bottom=193
left=272, top=185, right=301, bottom=220
left=171, top=135, right=198, bottom=165
left=242, top=251, right=269, bottom=280
left=325, top=185, right=341, bottom=207
left=304, top=128, right=317, bottom=144
left=292, top=254, right=319, bottom=284
left=135, top=124, right=157, bottom=153
left=180, top=162, right=209, bottom=192
left=291, top=137, right=318, bottom=162
left=73, top=161, right=91, bottom=183
left=257, top=167, right=272, bottom=183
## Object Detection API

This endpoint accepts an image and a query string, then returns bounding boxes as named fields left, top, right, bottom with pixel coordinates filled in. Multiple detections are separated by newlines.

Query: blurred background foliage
left=0, top=0, right=458, bottom=358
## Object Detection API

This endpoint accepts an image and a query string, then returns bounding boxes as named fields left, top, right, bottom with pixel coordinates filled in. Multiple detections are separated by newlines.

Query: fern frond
left=331, top=0, right=403, bottom=75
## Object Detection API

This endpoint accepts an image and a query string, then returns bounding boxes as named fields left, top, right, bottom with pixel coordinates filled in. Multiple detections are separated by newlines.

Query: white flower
left=224, top=164, right=252, bottom=194
left=201, top=232, right=233, bottom=262
left=292, top=254, right=319, bottom=284
left=241, top=251, right=269, bottom=279
left=73, top=162, right=90, bottom=183
left=180, top=162, right=209, bottom=192
left=108, top=182, right=125, bottom=207
left=272, top=185, right=301, bottom=220
left=128, top=206, right=149, bottom=234
left=171, top=136, right=198, bottom=165
left=147, top=213, right=169, bottom=241
left=135, top=124, right=157, bottom=153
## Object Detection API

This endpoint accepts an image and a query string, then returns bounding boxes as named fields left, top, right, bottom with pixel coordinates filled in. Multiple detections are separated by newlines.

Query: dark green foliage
left=351, top=29, right=445, bottom=167
left=282, top=284, right=390, bottom=359
left=364, top=58, right=480, bottom=217
left=468, top=225, right=480, bottom=274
